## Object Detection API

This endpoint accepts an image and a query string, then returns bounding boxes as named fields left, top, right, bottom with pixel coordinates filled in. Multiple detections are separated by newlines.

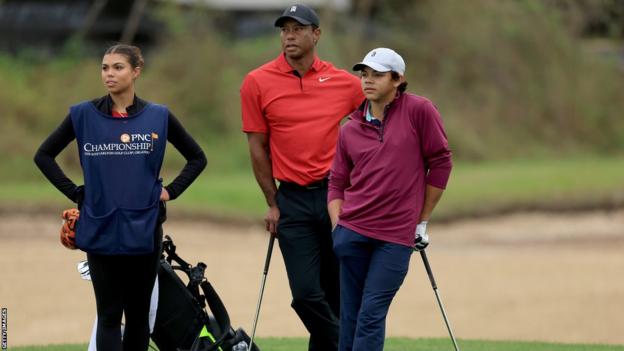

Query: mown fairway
left=9, top=338, right=624, bottom=351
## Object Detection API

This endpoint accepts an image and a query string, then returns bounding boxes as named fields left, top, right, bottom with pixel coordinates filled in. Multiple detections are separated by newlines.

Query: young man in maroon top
left=328, top=48, right=452, bottom=351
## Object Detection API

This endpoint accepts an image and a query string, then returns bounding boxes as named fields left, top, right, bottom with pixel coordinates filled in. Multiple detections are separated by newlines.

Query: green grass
left=10, top=156, right=624, bottom=221
left=9, top=338, right=624, bottom=351
left=437, top=155, right=624, bottom=219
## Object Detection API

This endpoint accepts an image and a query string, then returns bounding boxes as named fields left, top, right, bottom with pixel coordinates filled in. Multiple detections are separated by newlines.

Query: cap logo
left=371, top=51, right=376, bottom=57
left=290, top=5, right=297, bottom=12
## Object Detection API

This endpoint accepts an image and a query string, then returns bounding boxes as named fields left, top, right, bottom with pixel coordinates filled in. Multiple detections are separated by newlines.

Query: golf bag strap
left=165, top=249, right=195, bottom=280
left=200, top=280, right=231, bottom=351
left=167, top=251, right=191, bottom=272
left=163, top=235, right=192, bottom=270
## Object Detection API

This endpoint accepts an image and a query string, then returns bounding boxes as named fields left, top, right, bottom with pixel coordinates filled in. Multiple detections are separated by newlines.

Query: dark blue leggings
left=332, top=225, right=412, bottom=351
left=87, top=226, right=161, bottom=351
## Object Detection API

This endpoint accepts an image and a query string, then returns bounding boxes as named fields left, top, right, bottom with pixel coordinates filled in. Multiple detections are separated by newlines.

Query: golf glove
left=77, top=260, right=91, bottom=281
left=414, top=220, right=429, bottom=251
left=60, top=208, right=79, bottom=250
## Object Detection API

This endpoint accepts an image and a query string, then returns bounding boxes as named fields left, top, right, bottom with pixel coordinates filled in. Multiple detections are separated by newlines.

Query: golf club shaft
left=249, top=234, right=276, bottom=350
left=420, top=250, right=461, bottom=351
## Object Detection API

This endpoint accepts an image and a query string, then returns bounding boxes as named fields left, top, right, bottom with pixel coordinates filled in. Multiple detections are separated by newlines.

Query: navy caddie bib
left=71, top=101, right=168, bottom=254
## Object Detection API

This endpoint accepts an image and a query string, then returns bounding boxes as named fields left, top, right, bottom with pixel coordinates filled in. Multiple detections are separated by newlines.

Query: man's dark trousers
left=277, top=180, right=340, bottom=351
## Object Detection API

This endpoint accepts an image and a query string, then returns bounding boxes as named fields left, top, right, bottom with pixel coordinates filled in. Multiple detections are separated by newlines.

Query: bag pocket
left=75, top=206, right=118, bottom=253
left=116, top=201, right=160, bottom=254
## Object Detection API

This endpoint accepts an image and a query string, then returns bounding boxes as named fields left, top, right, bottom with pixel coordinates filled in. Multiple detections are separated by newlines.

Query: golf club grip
left=420, top=250, right=438, bottom=290
left=263, top=234, right=276, bottom=274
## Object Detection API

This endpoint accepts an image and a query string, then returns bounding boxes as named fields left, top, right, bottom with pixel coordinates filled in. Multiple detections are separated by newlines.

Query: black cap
left=274, top=4, right=320, bottom=27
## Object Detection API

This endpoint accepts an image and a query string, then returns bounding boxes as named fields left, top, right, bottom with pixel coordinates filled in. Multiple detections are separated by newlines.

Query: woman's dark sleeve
left=164, top=112, right=207, bottom=200
left=33, top=114, right=84, bottom=203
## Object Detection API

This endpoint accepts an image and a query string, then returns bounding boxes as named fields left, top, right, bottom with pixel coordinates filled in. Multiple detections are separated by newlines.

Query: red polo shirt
left=241, top=53, right=364, bottom=186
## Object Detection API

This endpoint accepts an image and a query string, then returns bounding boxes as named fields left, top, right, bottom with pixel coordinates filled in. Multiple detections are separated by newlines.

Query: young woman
left=34, top=44, right=207, bottom=350
left=327, top=48, right=453, bottom=351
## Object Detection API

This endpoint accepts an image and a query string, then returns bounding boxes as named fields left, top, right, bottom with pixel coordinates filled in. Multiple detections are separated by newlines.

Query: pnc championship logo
left=83, top=132, right=160, bottom=156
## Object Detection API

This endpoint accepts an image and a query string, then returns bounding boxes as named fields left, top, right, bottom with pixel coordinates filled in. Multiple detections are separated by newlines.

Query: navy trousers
left=332, top=225, right=412, bottom=351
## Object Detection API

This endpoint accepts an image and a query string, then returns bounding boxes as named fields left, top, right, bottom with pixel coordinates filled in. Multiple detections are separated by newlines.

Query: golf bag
left=152, top=235, right=260, bottom=351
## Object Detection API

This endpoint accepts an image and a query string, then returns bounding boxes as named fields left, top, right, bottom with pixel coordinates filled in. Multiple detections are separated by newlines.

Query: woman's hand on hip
left=160, top=188, right=170, bottom=201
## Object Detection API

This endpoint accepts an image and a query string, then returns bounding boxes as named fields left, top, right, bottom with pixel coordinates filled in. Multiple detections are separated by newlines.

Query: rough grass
left=8, top=155, right=624, bottom=221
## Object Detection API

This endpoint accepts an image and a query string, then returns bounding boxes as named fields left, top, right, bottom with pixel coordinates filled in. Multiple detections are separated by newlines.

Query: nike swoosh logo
left=319, top=77, right=331, bottom=82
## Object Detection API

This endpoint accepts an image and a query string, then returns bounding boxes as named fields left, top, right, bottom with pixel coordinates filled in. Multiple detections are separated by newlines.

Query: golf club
left=418, top=249, right=461, bottom=351
left=249, top=234, right=276, bottom=350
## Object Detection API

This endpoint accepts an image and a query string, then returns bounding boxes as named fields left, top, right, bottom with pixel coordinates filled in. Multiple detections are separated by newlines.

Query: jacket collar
left=351, top=90, right=404, bottom=123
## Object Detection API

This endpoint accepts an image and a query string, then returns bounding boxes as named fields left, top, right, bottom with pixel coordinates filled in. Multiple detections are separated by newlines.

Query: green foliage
left=367, top=0, right=624, bottom=160
left=3, top=1, right=624, bottom=211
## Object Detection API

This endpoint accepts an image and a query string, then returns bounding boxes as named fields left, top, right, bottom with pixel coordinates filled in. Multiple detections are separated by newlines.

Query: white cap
left=353, top=48, right=405, bottom=76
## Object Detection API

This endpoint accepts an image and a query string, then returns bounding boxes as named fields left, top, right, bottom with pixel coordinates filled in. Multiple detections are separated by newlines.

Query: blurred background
left=1, top=0, right=624, bottom=347
left=0, top=0, right=623, bottom=219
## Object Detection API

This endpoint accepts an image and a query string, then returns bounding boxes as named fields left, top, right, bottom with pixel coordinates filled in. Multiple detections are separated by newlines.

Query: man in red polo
left=240, top=4, right=363, bottom=351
